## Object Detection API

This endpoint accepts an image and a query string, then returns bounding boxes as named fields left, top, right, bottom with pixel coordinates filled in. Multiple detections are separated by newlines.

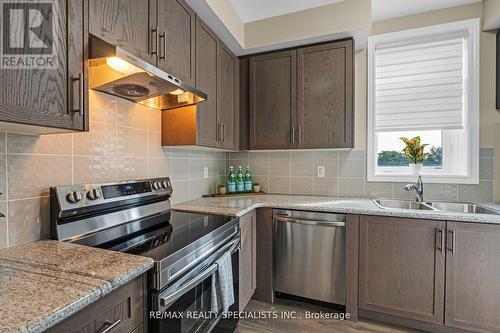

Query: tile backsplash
left=228, top=148, right=495, bottom=202
left=0, top=91, right=226, bottom=249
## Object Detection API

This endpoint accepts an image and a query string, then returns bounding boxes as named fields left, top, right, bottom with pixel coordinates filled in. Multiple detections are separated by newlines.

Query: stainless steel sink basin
left=425, top=202, right=500, bottom=215
left=373, top=199, right=435, bottom=210
left=373, top=199, right=500, bottom=215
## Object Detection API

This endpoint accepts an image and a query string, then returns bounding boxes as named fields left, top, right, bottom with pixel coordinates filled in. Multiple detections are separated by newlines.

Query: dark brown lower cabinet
left=445, top=222, right=500, bottom=333
left=47, top=274, right=147, bottom=333
left=239, top=210, right=257, bottom=310
left=359, top=216, right=446, bottom=325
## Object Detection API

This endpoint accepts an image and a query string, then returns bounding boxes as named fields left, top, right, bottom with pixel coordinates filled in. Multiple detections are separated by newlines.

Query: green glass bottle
left=244, top=166, right=252, bottom=192
left=227, top=166, right=236, bottom=193
left=236, top=166, right=245, bottom=193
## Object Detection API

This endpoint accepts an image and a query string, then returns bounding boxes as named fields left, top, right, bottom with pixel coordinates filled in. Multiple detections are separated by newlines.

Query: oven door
left=151, top=237, right=240, bottom=333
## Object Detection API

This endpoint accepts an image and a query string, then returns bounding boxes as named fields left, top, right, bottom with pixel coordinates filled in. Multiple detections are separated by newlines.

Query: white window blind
left=374, top=34, right=467, bottom=132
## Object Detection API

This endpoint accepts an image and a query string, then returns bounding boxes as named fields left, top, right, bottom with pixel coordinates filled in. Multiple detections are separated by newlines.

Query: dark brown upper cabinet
left=246, top=39, right=354, bottom=150
left=297, top=40, right=353, bottom=148
left=0, top=0, right=87, bottom=133
left=195, top=18, right=219, bottom=147
left=359, top=215, right=446, bottom=325
left=161, top=17, right=239, bottom=150
left=157, top=0, right=196, bottom=84
left=249, top=50, right=297, bottom=150
left=89, top=0, right=156, bottom=66
left=445, top=222, right=500, bottom=333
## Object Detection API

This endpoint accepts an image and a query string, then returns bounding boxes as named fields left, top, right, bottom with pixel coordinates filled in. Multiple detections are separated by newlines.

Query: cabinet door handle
left=150, top=28, right=158, bottom=55
left=291, top=125, right=295, bottom=144
left=159, top=32, right=166, bottom=60
left=436, top=229, right=445, bottom=254
left=96, top=319, right=121, bottom=333
left=448, top=229, right=456, bottom=255
left=71, top=73, right=83, bottom=116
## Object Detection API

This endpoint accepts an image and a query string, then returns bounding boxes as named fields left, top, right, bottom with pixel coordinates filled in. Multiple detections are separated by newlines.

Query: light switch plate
left=317, top=166, right=325, bottom=178
left=203, top=167, right=209, bottom=178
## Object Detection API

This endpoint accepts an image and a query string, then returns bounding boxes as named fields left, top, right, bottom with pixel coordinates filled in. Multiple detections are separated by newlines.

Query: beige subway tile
left=269, top=158, right=290, bottom=176
left=148, top=132, right=169, bottom=158
left=339, top=178, right=365, bottom=197
left=148, top=108, right=162, bottom=132
left=74, top=121, right=116, bottom=156
left=116, top=157, right=148, bottom=180
left=7, top=133, right=72, bottom=155
left=148, top=157, right=171, bottom=178
left=314, top=177, right=338, bottom=196
left=189, top=158, right=204, bottom=178
left=291, top=159, right=314, bottom=177
left=291, top=177, right=314, bottom=195
left=88, top=90, right=117, bottom=125
left=268, top=176, right=291, bottom=194
left=0, top=202, right=6, bottom=248
left=8, top=155, right=72, bottom=199
left=172, top=158, right=189, bottom=181
left=116, top=98, right=149, bottom=130
left=73, top=156, right=116, bottom=184
left=189, top=178, right=204, bottom=199
left=171, top=180, right=189, bottom=204
left=116, top=126, right=148, bottom=157
left=8, top=197, right=49, bottom=246
left=0, top=154, right=5, bottom=201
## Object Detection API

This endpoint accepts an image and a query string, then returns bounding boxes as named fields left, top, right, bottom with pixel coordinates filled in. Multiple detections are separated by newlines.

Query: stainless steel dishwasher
left=273, top=209, right=346, bottom=305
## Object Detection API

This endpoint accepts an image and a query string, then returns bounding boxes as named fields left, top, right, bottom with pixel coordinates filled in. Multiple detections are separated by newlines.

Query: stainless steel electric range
left=50, top=177, right=240, bottom=333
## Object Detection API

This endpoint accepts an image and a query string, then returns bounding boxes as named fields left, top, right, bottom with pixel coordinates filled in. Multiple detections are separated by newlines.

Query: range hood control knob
left=66, top=191, right=83, bottom=204
left=87, top=188, right=101, bottom=200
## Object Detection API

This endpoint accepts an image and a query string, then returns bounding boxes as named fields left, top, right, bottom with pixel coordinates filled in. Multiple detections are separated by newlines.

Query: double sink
left=373, top=199, right=500, bottom=215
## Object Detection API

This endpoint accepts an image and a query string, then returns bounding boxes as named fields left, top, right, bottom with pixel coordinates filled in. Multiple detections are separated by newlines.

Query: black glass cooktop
left=106, top=211, right=234, bottom=261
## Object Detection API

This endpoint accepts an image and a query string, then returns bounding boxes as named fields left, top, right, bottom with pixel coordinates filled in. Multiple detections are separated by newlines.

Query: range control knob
left=162, top=180, right=170, bottom=189
left=87, top=188, right=101, bottom=200
left=66, top=191, right=83, bottom=204
left=153, top=182, right=161, bottom=190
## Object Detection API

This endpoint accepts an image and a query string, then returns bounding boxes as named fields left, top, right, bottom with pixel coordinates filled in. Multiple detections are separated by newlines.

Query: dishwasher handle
left=273, top=215, right=345, bottom=227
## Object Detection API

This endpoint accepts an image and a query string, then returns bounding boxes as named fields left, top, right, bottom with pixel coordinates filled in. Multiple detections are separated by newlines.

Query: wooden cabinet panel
left=0, top=0, right=86, bottom=132
left=48, top=274, right=146, bottom=333
left=89, top=0, right=155, bottom=66
left=195, top=17, right=218, bottom=147
left=249, top=50, right=297, bottom=150
left=239, top=210, right=257, bottom=310
left=297, top=40, right=354, bottom=148
left=445, top=222, right=500, bottom=333
left=218, top=43, right=239, bottom=150
left=157, top=0, right=195, bottom=84
left=359, top=216, right=445, bottom=325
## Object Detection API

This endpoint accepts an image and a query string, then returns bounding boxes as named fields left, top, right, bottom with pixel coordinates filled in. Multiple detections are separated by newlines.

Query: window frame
left=367, top=18, right=480, bottom=185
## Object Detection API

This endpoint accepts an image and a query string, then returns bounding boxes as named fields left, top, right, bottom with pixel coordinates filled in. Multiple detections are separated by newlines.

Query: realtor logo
left=1, top=0, right=58, bottom=69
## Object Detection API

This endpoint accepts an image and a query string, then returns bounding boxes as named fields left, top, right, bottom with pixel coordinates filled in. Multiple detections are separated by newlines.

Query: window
left=367, top=18, right=480, bottom=184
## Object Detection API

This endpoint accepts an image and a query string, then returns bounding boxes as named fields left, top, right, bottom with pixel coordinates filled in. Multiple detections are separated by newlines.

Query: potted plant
left=217, top=184, right=227, bottom=195
left=400, top=136, right=428, bottom=175
left=252, top=183, right=261, bottom=193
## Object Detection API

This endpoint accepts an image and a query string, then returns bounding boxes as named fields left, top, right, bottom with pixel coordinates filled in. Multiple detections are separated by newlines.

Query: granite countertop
left=0, top=240, right=154, bottom=333
left=173, top=194, right=500, bottom=224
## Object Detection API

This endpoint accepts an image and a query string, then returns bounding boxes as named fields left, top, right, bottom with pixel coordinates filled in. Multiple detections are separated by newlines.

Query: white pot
left=409, top=163, right=423, bottom=175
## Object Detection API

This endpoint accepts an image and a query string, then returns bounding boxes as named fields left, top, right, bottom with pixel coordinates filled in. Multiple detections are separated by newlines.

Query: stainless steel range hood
left=88, top=36, right=207, bottom=110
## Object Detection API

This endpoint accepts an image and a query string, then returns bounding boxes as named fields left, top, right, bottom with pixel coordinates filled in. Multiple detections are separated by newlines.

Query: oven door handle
left=159, top=238, right=240, bottom=308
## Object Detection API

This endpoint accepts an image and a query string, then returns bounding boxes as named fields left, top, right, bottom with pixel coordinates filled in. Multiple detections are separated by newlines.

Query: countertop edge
left=26, top=258, right=154, bottom=333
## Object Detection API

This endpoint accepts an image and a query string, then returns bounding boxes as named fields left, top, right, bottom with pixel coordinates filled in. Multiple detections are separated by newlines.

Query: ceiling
left=229, top=0, right=344, bottom=23
left=372, top=0, right=482, bottom=22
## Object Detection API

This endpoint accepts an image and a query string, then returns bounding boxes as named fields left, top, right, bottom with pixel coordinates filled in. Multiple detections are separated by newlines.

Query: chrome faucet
left=405, top=176, right=424, bottom=202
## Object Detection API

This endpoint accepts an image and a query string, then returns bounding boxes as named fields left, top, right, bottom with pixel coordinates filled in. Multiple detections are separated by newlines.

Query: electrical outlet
left=203, top=167, right=209, bottom=178
left=317, top=166, right=325, bottom=178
